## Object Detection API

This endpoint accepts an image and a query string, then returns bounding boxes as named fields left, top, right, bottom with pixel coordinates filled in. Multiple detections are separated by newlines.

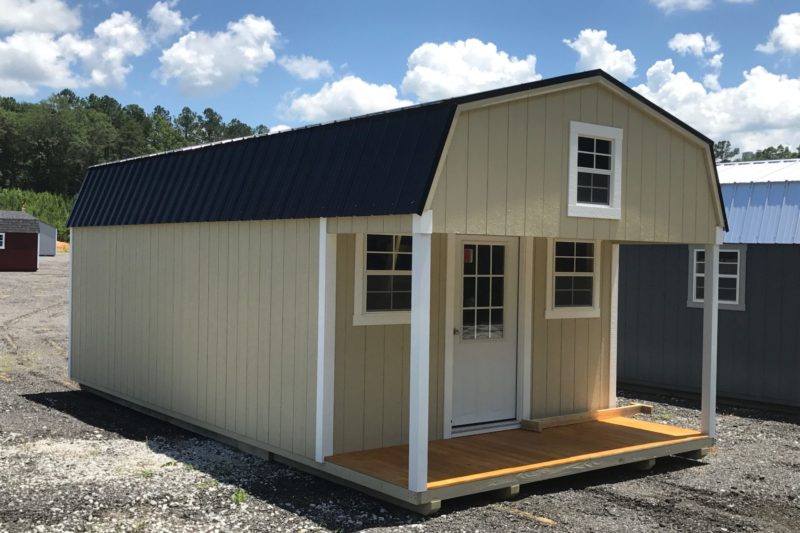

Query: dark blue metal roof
left=722, top=181, right=800, bottom=244
left=68, top=70, right=725, bottom=228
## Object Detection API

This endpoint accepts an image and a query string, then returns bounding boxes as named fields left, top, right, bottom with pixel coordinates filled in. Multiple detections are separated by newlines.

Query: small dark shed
left=618, top=159, right=800, bottom=410
left=0, top=210, right=40, bottom=272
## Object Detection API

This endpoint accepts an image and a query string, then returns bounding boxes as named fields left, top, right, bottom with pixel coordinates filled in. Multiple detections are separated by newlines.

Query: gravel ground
left=1, top=254, right=799, bottom=532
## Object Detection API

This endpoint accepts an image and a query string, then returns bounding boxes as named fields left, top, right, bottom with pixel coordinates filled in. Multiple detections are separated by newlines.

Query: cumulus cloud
left=0, top=0, right=80, bottom=33
left=756, top=12, right=800, bottom=54
left=0, top=32, right=81, bottom=96
left=401, top=38, right=539, bottom=101
left=278, top=55, right=333, bottom=80
left=158, top=15, right=278, bottom=94
left=0, top=10, right=147, bottom=96
left=650, top=0, right=711, bottom=13
left=668, top=33, right=720, bottom=57
left=147, top=1, right=189, bottom=42
left=635, top=60, right=800, bottom=150
left=268, top=124, right=292, bottom=134
left=563, top=29, right=636, bottom=81
left=283, top=75, right=413, bottom=122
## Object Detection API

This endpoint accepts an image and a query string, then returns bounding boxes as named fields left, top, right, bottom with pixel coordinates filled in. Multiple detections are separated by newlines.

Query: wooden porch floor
left=327, top=417, right=707, bottom=490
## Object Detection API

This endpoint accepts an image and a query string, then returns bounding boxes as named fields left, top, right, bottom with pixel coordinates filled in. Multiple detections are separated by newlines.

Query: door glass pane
left=461, top=243, right=505, bottom=340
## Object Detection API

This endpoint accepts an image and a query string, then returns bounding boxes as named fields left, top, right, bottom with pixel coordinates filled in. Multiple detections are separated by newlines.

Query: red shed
left=0, top=210, right=40, bottom=272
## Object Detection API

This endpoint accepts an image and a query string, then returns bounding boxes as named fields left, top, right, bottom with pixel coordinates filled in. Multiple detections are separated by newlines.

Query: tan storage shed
left=68, top=70, right=727, bottom=513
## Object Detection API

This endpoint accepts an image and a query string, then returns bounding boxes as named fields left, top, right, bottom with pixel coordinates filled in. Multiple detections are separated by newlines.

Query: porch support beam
left=315, top=218, right=337, bottom=463
left=409, top=210, right=433, bottom=492
left=701, top=228, right=722, bottom=438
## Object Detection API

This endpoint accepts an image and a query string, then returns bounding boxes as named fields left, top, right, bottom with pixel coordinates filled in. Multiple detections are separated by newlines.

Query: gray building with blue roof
left=619, top=159, right=800, bottom=410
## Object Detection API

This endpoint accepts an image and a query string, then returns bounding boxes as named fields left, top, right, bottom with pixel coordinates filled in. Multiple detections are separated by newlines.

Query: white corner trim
left=408, top=220, right=432, bottom=492
left=412, top=210, right=433, bottom=234
left=701, top=241, right=719, bottom=438
left=67, top=231, right=73, bottom=379
left=609, top=244, right=619, bottom=408
left=315, top=219, right=337, bottom=463
left=567, top=121, right=623, bottom=221
left=518, top=236, right=534, bottom=420
left=442, top=233, right=455, bottom=439
left=544, top=238, right=602, bottom=320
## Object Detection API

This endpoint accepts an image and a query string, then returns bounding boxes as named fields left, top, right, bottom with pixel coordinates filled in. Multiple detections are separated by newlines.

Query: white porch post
left=701, top=228, right=722, bottom=438
left=609, top=243, right=620, bottom=408
left=315, top=218, right=337, bottom=463
left=409, top=210, right=433, bottom=492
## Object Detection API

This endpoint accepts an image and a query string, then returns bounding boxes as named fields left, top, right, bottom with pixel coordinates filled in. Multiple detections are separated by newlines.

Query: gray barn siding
left=618, top=244, right=800, bottom=408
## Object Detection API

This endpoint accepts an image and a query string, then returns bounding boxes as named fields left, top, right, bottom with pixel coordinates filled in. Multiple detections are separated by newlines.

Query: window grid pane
left=365, top=234, right=413, bottom=312
left=576, top=135, right=613, bottom=207
left=462, top=244, right=505, bottom=340
left=693, top=249, right=740, bottom=304
left=553, top=241, right=595, bottom=309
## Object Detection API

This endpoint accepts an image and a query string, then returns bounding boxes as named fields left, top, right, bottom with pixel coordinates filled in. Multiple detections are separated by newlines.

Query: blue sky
left=1, top=0, right=799, bottom=150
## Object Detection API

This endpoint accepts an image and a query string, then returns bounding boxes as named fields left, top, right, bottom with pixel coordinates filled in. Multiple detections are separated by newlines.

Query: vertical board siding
left=430, top=85, right=719, bottom=243
left=71, top=219, right=321, bottom=460
left=618, top=244, right=800, bottom=408
left=333, top=234, right=445, bottom=454
left=530, top=238, right=612, bottom=418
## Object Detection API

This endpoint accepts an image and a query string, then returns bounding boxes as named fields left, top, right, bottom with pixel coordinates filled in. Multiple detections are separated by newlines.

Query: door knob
left=453, top=328, right=460, bottom=335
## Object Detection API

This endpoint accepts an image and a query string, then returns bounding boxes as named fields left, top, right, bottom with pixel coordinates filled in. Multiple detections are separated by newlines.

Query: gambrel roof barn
left=68, top=70, right=727, bottom=513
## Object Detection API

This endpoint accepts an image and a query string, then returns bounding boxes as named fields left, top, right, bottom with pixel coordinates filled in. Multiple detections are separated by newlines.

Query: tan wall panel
left=430, top=84, right=720, bottom=244
left=332, top=234, right=445, bottom=454
left=529, top=238, right=612, bottom=418
left=70, top=219, right=321, bottom=460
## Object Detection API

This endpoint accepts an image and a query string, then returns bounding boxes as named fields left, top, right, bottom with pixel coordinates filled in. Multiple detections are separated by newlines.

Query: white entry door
left=452, top=237, right=519, bottom=429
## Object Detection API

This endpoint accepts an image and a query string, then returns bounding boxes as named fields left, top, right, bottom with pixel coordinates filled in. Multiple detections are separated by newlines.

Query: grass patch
left=231, top=488, right=247, bottom=505
left=137, top=469, right=155, bottom=479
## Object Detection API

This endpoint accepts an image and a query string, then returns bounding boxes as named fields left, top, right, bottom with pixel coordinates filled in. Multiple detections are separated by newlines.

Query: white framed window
left=688, top=245, right=747, bottom=311
left=353, top=233, right=412, bottom=326
left=0, top=232, right=4, bottom=249
left=545, top=239, right=601, bottom=319
left=568, top=121, right=623, bottom=220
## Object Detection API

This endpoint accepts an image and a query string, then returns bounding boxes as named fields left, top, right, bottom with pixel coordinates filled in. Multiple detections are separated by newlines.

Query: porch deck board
left=326, top=417, right=706, bottom=490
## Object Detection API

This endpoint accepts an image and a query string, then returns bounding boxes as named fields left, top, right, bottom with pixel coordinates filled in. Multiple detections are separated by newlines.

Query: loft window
left=568, top=121, right=623, bottom=220
left=546, top=239, right=601, bottom=319
left=0, top=233, right=4, bottom=249
left=353, top=234, right=412, bottom=325
left=688, top=245, right=747, bottom=311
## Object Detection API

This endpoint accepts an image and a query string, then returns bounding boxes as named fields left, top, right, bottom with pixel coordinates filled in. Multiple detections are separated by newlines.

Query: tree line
left=0, top=89, right=268, bottom=197
left=714, top=140, right=800, bottom=163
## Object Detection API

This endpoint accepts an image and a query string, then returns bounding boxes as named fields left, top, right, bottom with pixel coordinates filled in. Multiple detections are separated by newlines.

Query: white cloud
left=148, top=1, right=189, bottom=42
left=563, top=29, right=636, bottom=81
left=158, top=15, right=278, bottom=94
left=635, top=60, right=800, bottom=150
left=401, top=38, right=539, bottom=101
left=668, top=33, right=720, bottom=57
left=0, top=10, right=146, bottom=96
left=756, top=12, right=800, bottom=54
left=283, top=75, right=413, bottom=122
left=268, top=124, right=292, bottom=134
left=0, top=32, right=81, bottom=96
left=278, top=55, right=333, bottom=80
left=650, top=0, right=711, bottom=13
left=0, top=0, right=80, bottom=33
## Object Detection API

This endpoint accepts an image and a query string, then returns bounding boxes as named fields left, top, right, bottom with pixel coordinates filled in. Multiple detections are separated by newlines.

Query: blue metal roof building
left=722, top=179, right=800, bottom=245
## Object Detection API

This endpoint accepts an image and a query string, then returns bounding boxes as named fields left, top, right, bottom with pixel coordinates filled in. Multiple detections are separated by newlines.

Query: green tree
left=200, top=107, right=225, bottom=142
left=175, top=106, right=201, bottom=143
left=224, top=118, right=254, bottom=139
left=743, top=144, right=797, bottom=161
left=714, top=140, right=739, bottom=162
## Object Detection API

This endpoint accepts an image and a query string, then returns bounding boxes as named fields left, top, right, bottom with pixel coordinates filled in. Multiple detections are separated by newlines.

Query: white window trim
left=353, top=233, right=411, bottom=326
left=688, top=244, right=747, bottom=311
left=567, top=121, right=623, bottom=220
left=0, top=232, right=5, bottom=249
left=545, top=238, right=602, bottom=320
